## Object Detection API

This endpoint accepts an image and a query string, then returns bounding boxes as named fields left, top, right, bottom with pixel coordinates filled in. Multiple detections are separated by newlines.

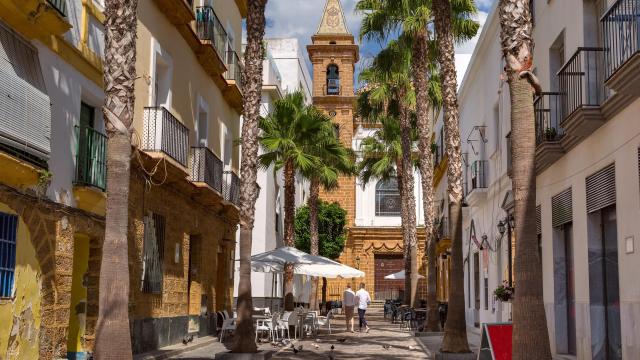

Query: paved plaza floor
left=168, top=308, right=434, bottom=359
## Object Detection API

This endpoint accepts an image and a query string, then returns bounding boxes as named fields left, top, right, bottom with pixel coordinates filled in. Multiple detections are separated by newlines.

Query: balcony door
left=196, top=99, right=209, bottom=147
left=77, top=103, right=96, bottom=185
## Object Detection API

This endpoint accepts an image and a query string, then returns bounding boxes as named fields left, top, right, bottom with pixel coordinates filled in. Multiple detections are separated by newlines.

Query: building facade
left=310, top=0, right=427, bottom=303
left=232, top=38, right=313, bottom=309
left=458, top=0, right=640, bottom=359
left=0, top=0, right=245, bottom=358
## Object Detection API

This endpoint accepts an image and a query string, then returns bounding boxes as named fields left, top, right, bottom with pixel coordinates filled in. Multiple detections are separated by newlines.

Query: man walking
left=355, top=283, right=371, bottom=333
left=342, top=284, right=356, bottom=332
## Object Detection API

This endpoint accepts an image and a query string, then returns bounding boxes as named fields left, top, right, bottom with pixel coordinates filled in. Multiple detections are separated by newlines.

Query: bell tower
left=308, top=0, right=359, bottom=225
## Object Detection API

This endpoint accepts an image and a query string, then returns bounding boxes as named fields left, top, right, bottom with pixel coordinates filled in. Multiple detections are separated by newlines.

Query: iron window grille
left=0, top=212, right=18, bottom=298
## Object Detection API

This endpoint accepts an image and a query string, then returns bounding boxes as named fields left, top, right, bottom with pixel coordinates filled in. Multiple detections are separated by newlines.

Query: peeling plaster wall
left=0, top=202, right=42, bottom=360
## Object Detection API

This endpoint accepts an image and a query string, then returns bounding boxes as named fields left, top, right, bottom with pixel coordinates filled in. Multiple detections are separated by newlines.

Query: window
left=326, top=64, right=340, bottom=95
left=375, top=178, right=401, bottom=216
left=141, top=213, right=165, bottom=294
left=0, top=212, right=18, bottom=298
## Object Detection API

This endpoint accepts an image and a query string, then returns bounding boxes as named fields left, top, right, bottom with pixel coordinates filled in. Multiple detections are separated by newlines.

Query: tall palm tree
left=431, top=0, right=477, bottom=352
left=95, top=0, right=137, bottom=357
left=234, top=0, right=268, bottom=353
left=359, top=42, right=419, bottom=306
left=259, top=92, right=332, bottom=310
left=498, top=1, right=551, bottom=358
left=357, top=0, right=477, bottom=320
left=302, top=114, right=355, bottom=310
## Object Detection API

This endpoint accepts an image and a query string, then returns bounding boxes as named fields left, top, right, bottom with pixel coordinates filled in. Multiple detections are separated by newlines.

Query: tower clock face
left=327, top=6, right=340, bottom=28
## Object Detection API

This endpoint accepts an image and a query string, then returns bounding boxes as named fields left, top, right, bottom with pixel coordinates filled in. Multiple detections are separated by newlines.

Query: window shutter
left=552, top=188, right=573, bottom=228
left=586, top=163, right=616, bottom=213
left=0, top=212, right=18, bottom=298
left=536, top=205, right=542, bottom=235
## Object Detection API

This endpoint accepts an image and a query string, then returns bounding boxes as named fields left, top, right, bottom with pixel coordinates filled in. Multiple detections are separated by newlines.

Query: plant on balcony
left=36, top=169, right=52, bottom=197
left=544, top=127, right=557, bottom=141
left=494, top=281, right=515, bottom=302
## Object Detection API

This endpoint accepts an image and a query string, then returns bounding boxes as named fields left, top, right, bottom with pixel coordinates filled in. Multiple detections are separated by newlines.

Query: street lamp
left=355, top=255, right=360, bottom=270
left=497, top=220, right=506, bottom=235
left=509, top=214, right=516, bottom=229
left=497, top=215, right=515, bottom=287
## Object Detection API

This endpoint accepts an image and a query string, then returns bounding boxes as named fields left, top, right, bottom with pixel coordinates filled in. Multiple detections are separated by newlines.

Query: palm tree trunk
left=94, top=1, right=137, bottom=357
left=398, top=100, right=418, bottom=307
left=308, top=178, right=320, bottom=310
left=395, top=158, right=411, bottom=305
left=433, top=0, right=470, bottom=352
left=499, top=1, right=551, bottom=358
left=411, top=30, right=440, bottom=331
left=233, top=0, right=268, bottom=353
left=283, top=158, right=296, bottom=310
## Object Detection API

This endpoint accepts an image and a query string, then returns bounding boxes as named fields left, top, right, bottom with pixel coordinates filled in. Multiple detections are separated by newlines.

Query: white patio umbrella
left=250, top=246, right=364, bottom=278
left=384, top=269, right=425, bottom=280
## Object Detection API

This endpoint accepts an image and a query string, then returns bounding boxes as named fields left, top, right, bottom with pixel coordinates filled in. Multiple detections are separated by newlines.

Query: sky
left=261, top=0, right=497, bottom=86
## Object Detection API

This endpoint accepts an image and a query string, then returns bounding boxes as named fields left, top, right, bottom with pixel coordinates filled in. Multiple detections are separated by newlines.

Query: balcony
left=467, top=160, right=488, bottom=206
left=73, top=126, right=106, bottom=215
left=0, top=0, right=71, bottom=38
left=437, top=216, right=450, bottom=241
left=193, top=6, right=228, bottom=77
left=322, top=83, right=342, bottom=96
left=534, top=92, right=565, bottom=172
left=602, top=0, right=640, bottom=96
left=222, top=170, right=240, bottom=206
left=558, top=48, right=607, bottom=142
left=74, top=126, right=106, bottom=190
left=223, top=50, right=244, bottom=112
left=142, top=107, right=190, bottom=178
left=152, top=0, right=195, bottom=24
left=190, top=146, right=223, bottom=192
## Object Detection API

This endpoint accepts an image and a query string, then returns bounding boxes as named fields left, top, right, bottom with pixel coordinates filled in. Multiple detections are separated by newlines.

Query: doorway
left=374, top=254, right=404, bottom=300
left=187, top=235, right=201, bottom=333
left=588, top=205, right=622, bottom=359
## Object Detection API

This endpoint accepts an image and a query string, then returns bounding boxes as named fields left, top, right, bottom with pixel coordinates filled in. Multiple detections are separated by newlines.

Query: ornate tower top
left=316, top=0, right=351, bottom=35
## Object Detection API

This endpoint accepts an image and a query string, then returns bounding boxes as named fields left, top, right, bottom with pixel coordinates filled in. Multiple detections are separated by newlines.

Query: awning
left=384, top=270, right=425, bottom=280
left=248, top=246, right=364, bottom=279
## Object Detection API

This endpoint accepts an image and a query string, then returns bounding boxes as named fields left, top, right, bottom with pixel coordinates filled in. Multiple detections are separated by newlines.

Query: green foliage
left=294, top=201, right=347, bottom=260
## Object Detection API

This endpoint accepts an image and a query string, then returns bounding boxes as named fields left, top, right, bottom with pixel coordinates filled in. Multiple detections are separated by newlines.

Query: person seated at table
left=343, top=283, right=356, bottom=332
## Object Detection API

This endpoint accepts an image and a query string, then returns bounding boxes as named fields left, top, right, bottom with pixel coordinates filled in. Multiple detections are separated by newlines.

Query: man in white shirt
left=342, top=284, right=356, bottom=332
left=355, top=283, right=371, bottom=333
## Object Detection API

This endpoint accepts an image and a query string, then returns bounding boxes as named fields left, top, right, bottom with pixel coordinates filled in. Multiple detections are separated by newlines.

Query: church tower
left=308, top=0, right=359, bottom=225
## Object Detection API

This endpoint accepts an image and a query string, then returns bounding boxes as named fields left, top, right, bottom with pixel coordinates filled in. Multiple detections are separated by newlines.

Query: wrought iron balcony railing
left=195, top=6, right=228, bottom=61
left=225, top=50, right=244, bottom=91
left=74, top=125, right=106, bottom=191
left=602, top=0, right=640, bottom=80
left=534, top=92, right=565, bottom=145
left=223, top=170, right=240, bottom=205
left=190, top=146, right=223, bottom=193
left=558, top=47, right=607, bottom=117
left=437, top=216, right=449, bottom=240
left=322, top=84, right=342, bottom=96
left=142, top=107, right=190, bottom=167
left=470, top=160, right=488, bottom=191
left=47, top=0, right=68, bottom=17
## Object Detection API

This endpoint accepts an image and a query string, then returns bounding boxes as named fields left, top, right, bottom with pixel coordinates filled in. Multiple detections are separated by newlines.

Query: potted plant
left=494, top=281, right=515, bottom=302
left=544, top=127, right=557, bottom=141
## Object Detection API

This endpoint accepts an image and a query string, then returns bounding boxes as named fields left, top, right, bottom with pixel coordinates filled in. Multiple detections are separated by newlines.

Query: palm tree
left=357, top=0, right=477, bottom=322
left=359, top=41, right=420, bottom=306
left=94, top=0, right=137, bottom=357
left=498, top=1, right=551, bottom=358
left=431, top=0, right=478, bottom=352
left=302, top=113, right=355, bottom=310
left=259, top=92, right=332, bottom=310
left=234, top=0, right=268, bottom=353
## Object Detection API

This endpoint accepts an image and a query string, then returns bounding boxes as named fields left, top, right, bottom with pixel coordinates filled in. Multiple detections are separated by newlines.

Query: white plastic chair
left=220, top=317, right=236, bottom=342
left=303, top=311, right=318, bottom=337
left=255, top=313, right=278, bottom=342
left=316, top=308, right=334, bottom=334
left=278, top=311, right=295, bottom=339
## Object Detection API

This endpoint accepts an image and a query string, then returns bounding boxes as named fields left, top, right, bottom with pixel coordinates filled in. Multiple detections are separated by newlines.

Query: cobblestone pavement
left=172, top=308, right=431, bottom=359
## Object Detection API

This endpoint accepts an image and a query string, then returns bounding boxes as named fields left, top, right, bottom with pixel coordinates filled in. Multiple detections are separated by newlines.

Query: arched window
left=326, top=64, right=340, bottom=95
left=375, top=178, right=401, bottom=216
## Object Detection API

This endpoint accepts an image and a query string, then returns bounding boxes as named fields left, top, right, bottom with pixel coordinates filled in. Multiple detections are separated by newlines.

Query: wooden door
left=374, top=254, right=405, bottom=300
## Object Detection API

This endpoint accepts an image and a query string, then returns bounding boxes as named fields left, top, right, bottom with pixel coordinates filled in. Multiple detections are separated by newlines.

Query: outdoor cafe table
left=295, top=311, right=316, bottom=339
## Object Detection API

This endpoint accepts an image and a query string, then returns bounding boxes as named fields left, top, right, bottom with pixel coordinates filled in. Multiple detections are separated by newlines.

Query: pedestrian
left=355, top=282, right=371, bottom=333
left=343, top=283, right=356, bottom=332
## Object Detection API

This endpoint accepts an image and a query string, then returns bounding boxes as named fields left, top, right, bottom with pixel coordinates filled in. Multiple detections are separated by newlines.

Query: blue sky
left=261, top=0, right=496, bottom=84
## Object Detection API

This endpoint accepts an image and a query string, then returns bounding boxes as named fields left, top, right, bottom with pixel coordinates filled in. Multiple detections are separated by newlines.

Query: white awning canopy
left=249, top=246, right=364, bottom=279
left=384, top=270, right=425, bottom=280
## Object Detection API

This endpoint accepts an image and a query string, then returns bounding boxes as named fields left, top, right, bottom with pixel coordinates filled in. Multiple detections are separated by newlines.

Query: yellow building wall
left=0, top=203, right=41, bottom=360
left=67, top=234, right=90, bottom=356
